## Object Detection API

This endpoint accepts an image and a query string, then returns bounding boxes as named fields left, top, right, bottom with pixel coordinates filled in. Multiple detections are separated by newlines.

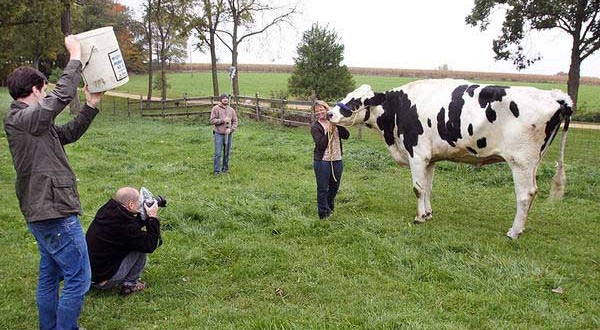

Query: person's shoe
left=120, top=281, right=147, bottom=296
left=319, top=212, right=331, bottom=219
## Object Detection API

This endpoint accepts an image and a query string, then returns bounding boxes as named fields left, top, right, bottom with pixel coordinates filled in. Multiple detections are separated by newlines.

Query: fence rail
left=103, top=93, right=319, bottom=126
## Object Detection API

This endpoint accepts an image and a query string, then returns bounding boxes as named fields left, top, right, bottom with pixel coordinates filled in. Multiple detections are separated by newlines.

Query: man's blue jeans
left=214, top=132, right=233, bottom=174
left=27, top=215, right=91, bottom=330
left=313, top=160, right=343, bottom=218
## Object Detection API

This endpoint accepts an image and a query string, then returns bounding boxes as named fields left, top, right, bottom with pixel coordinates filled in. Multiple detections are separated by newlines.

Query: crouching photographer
left=86, top=187, right=166, bottom=296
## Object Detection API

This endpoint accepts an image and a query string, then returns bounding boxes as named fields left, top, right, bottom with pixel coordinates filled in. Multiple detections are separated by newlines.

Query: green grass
left=115, top=71, right=600, bottom=117
left=1, top=83, right=599, bottom=329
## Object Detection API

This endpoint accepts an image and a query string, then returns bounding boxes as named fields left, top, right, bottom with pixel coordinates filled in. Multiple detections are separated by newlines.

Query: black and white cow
left=327, top=79, right=573, bottom=239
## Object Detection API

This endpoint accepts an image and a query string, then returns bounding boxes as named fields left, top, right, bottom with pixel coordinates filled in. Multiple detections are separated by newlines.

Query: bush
left=48, top=68, right=63, bottom=84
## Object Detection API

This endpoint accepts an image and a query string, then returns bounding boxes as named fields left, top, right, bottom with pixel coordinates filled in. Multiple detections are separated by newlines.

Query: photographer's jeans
left=214, top=132, right=233, bottom=174
left=313, top=160, right=343, bottom=218
left=27, top=215, right=91, bottom=330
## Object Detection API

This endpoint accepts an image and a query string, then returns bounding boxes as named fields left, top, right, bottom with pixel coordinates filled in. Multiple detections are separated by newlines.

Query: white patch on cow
left=329, top=79, right=573, bottom=239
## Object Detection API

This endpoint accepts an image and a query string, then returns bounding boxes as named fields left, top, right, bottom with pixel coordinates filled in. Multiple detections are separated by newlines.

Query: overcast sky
left=115, top=0, right=599, bottom=77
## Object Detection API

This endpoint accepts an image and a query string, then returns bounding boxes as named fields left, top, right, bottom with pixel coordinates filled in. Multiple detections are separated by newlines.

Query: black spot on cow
left=477, top=137, right=487, bottom=149
left=364, top=107, right=371, bottom=122
left=437, top=85, right=467, bottom=147
left=485, top=104, right=497, bottom=122
left=478, top=86, right=509, bottom=108
left=468, top=123, right=473, bottom=136
left=478, top=86, right=509, bottom=123
left=466, top=84, right=480, bottom=97
left=467, top=147, right=477, bottom=154
left=509, top=101, right=520, bottom=118
left=427, top=118, right=432, bottom=128
left=376, top=90, right=424, bottom=157
left=365, top=92, right=386, bottom=107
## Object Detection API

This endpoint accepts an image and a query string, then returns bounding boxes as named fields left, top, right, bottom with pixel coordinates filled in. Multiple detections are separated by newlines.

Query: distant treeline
left=169, top=63, right=600, bottom=86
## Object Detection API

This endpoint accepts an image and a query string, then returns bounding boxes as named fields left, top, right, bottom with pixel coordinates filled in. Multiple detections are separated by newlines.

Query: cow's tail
left=549, top=91, right=573, bottom=201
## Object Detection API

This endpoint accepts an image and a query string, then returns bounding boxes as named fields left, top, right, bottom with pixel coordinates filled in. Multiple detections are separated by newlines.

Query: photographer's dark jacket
left=4, top=60, right=99, bottom=222
left=311, top=123, right=349, bottom=161
left=86, top=198, right=162, bottom=283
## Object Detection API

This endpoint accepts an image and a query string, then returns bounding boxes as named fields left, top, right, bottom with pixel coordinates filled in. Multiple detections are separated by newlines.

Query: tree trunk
left=60, top=0, right=81, bottom=115
left=209, top=31, right=219, bottom=96
left=567, top=42, right=581, bottom=114
left=147, top=0, right=153, bottom=100
left=231, top=14, right=239, bottom=98
left=232, top=45, right=239, bottom=98
left=160, top=43, right=167, bottom=101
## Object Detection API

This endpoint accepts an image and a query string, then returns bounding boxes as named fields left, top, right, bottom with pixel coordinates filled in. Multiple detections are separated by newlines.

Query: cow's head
left=328, top=84, right=384, bottom=127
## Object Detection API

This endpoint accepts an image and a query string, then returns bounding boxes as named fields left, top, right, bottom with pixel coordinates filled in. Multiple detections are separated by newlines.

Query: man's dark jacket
left=86, top=199, right=162, bottom=283
left=4, top=60, right=99, bottom=222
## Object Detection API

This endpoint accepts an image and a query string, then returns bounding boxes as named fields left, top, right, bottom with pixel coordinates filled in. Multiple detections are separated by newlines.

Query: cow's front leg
left=507, top=161, right=538, bottom=239
left=423, top=162, right=436, bottom=220
left=410, top=161, right=430, bottom=223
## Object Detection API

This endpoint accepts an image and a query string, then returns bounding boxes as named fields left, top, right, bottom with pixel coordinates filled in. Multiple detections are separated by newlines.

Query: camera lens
left=155, top=195, right=167, bottom=207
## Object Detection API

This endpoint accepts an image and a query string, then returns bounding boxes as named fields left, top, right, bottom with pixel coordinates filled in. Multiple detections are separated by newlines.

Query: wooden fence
left=118, top=93, right=317, bottom=127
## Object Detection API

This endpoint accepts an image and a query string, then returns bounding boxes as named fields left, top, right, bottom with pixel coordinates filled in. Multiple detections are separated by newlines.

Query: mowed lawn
left=1, top=80, right=599, bottom=329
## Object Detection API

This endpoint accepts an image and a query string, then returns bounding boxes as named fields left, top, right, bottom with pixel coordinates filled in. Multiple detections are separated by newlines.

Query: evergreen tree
left=288, top=23, right=354, bottom=101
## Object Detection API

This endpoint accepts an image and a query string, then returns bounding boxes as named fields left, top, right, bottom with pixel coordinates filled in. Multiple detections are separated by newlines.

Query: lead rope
left=327, top=124, right=338, bottom=182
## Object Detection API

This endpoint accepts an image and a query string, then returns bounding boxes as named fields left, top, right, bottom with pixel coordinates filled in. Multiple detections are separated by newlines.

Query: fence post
left=113, top=95, right=116, bottom=115
left=183, top=93, right=188, bottom=117
left=139, top=95, right=143, bottom=116
left=280, top=98, right=286, bottom=126
left=255, top=92, right=260, bottom=121
left=127, top=97, right=131, bottom=117
left=161, top=99, right=165, bottom=118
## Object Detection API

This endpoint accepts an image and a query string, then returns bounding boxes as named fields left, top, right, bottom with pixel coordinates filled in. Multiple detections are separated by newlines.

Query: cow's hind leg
left=507, top=160, right=539, bottom=239
left=410, top=160, right=432, bottom=223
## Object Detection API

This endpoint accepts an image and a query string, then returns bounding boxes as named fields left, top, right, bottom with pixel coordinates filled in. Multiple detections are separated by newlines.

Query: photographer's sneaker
left=120, top=281, right=147, bottom=296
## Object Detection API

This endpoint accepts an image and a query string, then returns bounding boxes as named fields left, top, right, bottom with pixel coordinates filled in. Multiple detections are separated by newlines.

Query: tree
left=288, top=23, right=355, bottom=101
left=466, top=0, right=600, bottom=112
left=78, top=0, right=145, bottom=73
left=0, top=0, right=64, bottom=78
left=149, top=0, right=193, bottom=100
left=217, top=0, right=297, bottom=97
left=143, top=0, right=154, bottom=100
left=193, top=0, right=226, bottom=97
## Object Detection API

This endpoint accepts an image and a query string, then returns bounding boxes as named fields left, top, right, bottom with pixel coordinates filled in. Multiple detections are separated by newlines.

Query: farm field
left=114, top=71, right=600, bottom=118
left=1, top=82, right=600, bottom=328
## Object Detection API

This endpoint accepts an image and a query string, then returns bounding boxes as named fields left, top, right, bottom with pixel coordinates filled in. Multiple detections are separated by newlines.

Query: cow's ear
left=365, top=92, right=386, bottom=106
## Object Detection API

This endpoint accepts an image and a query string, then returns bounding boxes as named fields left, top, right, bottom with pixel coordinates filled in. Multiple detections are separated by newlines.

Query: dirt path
left=103, top=90, right=163, bottom=101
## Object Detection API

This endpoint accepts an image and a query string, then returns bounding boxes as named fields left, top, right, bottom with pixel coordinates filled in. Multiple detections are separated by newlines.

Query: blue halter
left=336, top=102, right=352, bottom=112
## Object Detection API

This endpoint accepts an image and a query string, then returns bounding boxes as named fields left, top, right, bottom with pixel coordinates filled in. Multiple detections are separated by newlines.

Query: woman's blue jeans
left=27, top=215, right=91, bottom=330
left=214, top=132, right=233, bottom=174
left=313, top=160, right=343, bottom=218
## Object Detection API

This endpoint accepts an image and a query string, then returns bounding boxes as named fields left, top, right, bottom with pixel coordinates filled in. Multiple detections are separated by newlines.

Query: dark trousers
left=313, top=160, right=343, bottom=218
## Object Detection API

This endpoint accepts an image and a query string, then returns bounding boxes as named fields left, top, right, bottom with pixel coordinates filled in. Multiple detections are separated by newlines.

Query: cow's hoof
left=506, top=228, right=522, bottom=239
left=424, top=212, right=433, bottom=221
left=413, top=216, right=427, bottom=224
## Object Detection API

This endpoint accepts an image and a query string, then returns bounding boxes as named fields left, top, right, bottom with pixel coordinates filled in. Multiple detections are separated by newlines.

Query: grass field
left=1, top=82, right=599, bottom=329
left=114, top=71, right=600, bottom=118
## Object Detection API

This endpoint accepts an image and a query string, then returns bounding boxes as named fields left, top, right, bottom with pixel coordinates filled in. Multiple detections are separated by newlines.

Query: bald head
left=115, top=187, right=140, bottom=206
